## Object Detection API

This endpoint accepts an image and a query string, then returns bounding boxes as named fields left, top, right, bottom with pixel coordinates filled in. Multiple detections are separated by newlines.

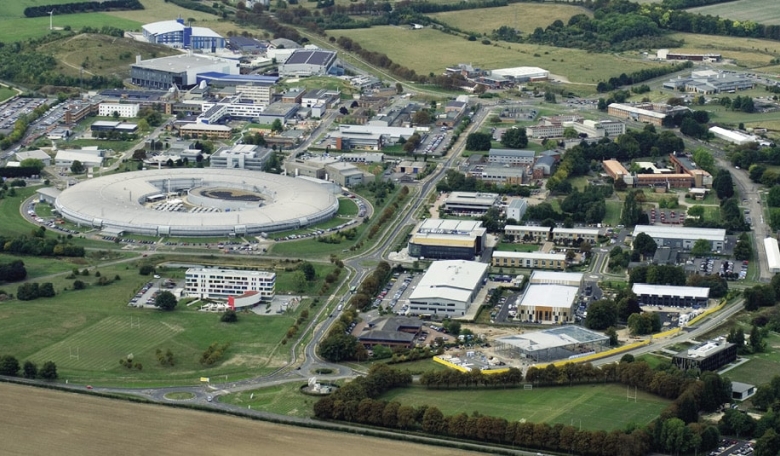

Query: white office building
left=185, top=267, right=275, bottom=300
left=408, top=260, right=488, bottom=317
left=98, top=103, right=140, bottom=118
left=506, top=198, right=528, bottom=221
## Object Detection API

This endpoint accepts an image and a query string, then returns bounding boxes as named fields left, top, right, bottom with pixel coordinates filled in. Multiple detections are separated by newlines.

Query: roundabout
left=54, top=169, right=339, bottom=237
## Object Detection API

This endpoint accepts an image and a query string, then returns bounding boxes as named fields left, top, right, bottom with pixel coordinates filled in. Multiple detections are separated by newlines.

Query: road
left=714, top=155, right=771, bottom=281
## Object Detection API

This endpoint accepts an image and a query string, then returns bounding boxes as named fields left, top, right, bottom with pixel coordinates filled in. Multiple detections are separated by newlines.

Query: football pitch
left=380, top=383, right=670, bottom=430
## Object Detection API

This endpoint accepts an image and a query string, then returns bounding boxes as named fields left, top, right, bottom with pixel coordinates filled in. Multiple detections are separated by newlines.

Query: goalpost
left=626, top=385, right=637, bottom=402
left=68, top=346, right=80, bottom=361
left=524, top=383, right=533, bottom=391
left=130, top=316, right=141, bottom=329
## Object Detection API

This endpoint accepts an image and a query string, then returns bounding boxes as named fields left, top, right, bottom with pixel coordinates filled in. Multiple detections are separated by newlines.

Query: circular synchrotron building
left=54, top=169, right=339, bottom=237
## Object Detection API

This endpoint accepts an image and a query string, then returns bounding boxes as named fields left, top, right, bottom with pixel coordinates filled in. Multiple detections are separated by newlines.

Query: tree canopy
left=154, top=291, right=178, bottom=311
left=500, top=127, right=528, bottom=149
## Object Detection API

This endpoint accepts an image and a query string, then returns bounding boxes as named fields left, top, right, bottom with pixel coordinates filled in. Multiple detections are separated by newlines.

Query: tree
left=112, top=110, right=120, bottom=120
left=395, top=82, right=403, bottom=94
left=563, top=127, right=579, bottom=139
left=712, top=169, right=734, bottom=200
left=70, top=160, right=85, bottom=174
left=271, top=118, right=283, bottom=133
left=0, top=355, right=20, bottom=376
left=19, top=158, right=44, bottom=172
left=585, top=299, right=617, bottom=330
left=154, top=291, right=178, bottom=311
left=691, top=239, right=711, bottom=257
left=299, top=262, right=316, bottom=281
left=412, top=110, right=431, bottom=125
left=621, top=190, right=643, bottom=227
left=39, top=361, right=58, bottom=380
left=22, top=360, right=38, bottom=379
left=422, top=406, right=444, bottom=434
left=500, top=127, right=528, bottom=149
left=319, top=333, right=358, bottom=361
left=734, top=235, right=752, bottom=261
left=687, top=205, right=705, bottom=218
left=292, top=270, right=307, bottom=291
left=692, top=148, right=716, bottom=174
left=139, top=264, right=154, bottom=276
left=633, top=232, right=657, bottom=258
left=221, top=309, right=238, bottom=323
left=750, top=325, right=765, bottom=353
left=466, top=132, right=492, bottom=151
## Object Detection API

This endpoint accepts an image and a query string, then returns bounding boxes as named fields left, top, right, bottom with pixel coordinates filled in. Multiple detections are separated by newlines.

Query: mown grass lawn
left=380, top=383, right=670, bottom=430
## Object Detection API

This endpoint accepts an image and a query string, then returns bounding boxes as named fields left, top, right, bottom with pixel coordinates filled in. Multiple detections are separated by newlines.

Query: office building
left=632, top=225, right=726, bottom=251
left=408, top=260, right=488, bottom=317
left=407, top=219, right=487, bottom=260
left=184, top=267, right=275, bottom=301
left=491, top=251, right=566, bottom=270
left=631, top=284, right=710, bottom=307
left=672, top=339, right=736, bottom=372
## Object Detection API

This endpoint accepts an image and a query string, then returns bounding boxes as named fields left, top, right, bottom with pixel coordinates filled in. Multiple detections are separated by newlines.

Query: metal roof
left=632, top=225, right=726, bottom=242
left=765, top=237, right=780, bottom=271
left=493, top=251, right=565, bottom=261
left=631, top=283, right=710, bottom=299
left=529, top=271, right=583, bottom=284
left=409, top=260, right=487, bottom=303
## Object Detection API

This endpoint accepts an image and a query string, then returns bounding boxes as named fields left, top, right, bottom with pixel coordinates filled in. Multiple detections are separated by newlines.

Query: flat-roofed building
left=504, top=225, right=551, bottom=243
left=488, top=148, right=535, bottom=165
left=552, top=227, right=600, bottom=245
left=607, top=103, right=688, bottom=126
left=408, top=219, right=487, bottom=260
left=55, top=149, right=104, bottom=168
left=324, top=161, right=366, bottom=187
left=131, top=54, right=239, bottom=90
left=15, top=149, right=51, bottom=166
left=709, top=126, right=758, bottom=146
left=765, top=237, right=780, bottom=273
left=492, top=251, right=565, bottom=270
left=467, top=164, right=527, bottom=186
left=443, top=191, right=499, bottom=215
left=278, top=49, right=339, bottom=77
left=506, top=199, right=528, bottom=222
left=236, top=83, right=273, bottom=105
left=210, top=144, right=271, bottom=171
left=632, top=225, right=726, bottom=251
left=529, top=270, right=583, bottom=287
left=185, top=267, right=275, bottom=301
left=178, top=122, right=232, bottom=139
left=632, top=283, right=710, bottom=307
left=408, top=260, right=489, bottom=317
left=98, top=103, right=140, bottom=118
left=516, top=283, right=578, bottom=323
left=672, top=339, right=736, bottom=372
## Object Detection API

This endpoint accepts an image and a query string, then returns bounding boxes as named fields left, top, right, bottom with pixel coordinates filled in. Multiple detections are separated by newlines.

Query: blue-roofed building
left=278, top=49, right=340, bottom=77
left=142, top=18, right=225, bottom=51
left=227, top=36, right=266, bottom=53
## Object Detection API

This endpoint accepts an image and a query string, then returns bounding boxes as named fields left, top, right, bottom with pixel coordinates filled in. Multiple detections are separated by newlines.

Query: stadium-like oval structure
left=54, top=169, right=339, bottom=237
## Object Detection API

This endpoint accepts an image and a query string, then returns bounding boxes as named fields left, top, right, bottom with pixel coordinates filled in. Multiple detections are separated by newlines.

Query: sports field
left=380, top=383, right=670, bottom=430
left=688, top=0, right=780, bottom=25
left=0, top=382, right=483, bottom=456
left=430, top=3, right=591, bottom=36
left=333, top=27, right=667, bottom=85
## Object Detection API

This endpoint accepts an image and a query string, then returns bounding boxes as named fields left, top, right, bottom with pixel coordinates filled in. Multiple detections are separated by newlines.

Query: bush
left=220, top=309, right=238, bottom=323
left=139, top=264, right=154, bottom=276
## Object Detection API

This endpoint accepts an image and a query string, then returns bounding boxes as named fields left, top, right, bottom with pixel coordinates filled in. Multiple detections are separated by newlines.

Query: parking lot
left=418, top=131, right=448, bottom=156
left=647, top=207, right=687, bottom=225
left=710, top=439, right=752, bottom=456
left=128, top=278, right=181, bottom=308
left=0, top=97, right=47, bottom=133
left=370, top=272, right=423, bottom=315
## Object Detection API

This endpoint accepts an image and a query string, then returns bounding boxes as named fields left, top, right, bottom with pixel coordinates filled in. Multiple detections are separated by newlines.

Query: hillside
left=37, top=33, right=180, bottom=80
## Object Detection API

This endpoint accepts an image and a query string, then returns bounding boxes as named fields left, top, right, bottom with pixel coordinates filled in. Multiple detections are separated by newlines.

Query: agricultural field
left=668, top=32, right=780, bottom=68
left=688, top=0, right=780, bottom=26
left=37, top=33, right=179, bottom=79
left=333, top=27, right=668, bottom=87
left=430, top=3, right=592, bottom=37
left=0, top=382, right=483, bottom=456
left=380, top=383, right=671, bottom=430
left=0, top=14, right=142, bottom=43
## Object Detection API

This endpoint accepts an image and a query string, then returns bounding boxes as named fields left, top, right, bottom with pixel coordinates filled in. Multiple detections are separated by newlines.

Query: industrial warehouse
left=495, top=326, right=610, bottom=363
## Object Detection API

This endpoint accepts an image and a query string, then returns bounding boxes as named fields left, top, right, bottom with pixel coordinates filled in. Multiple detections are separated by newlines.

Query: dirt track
left=0, top=383, right=483, bottom=456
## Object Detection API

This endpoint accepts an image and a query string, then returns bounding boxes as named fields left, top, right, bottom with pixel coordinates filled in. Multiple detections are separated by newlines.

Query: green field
left=0, top=253, right=86, bottom=279
left=688, top=0, right=780, bottom=25
left=0, top=253, right=337, bottom=385
left=493, top=243, right=540, bottom=252
left=0, top=14, right=142, bottom=43
left=668, top=33, right=780, bottom=69
left=333, top=27, right=668, bottom=86
left=430, top=3, right=591, bottom=36
left=0, top=187, right=38, bottom=237
left=337, top=198, right=359, bottom=216
left=221, top=382, right=322, bottom=418
left=380, top=383, right=670, bottom=430
left=720, top=332, right=780, bottom=386
left=604, top=200, right=622, bottom=227
left=0, top=86, right=17, bottom=102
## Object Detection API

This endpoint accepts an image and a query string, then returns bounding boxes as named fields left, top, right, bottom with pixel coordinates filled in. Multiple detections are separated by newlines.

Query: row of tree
left=0, top=235, right=85, bottom=257
left=16, top=282, right=56, bottom=301
left=0, top=355, right=58, bottom=380
left=313, top=361, right=729, bottom=456
left=596, top=62, right=693, bottom=93
left=24, top=0, right=143, bottom=17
